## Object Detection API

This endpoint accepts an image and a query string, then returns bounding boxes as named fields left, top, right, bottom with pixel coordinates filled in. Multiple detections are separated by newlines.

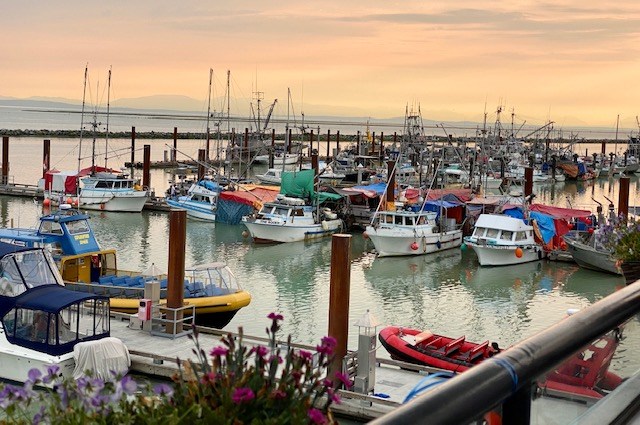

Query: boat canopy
left=529, top=204, right=592, bottom=220
left=280, top=169, right=343, bottom=202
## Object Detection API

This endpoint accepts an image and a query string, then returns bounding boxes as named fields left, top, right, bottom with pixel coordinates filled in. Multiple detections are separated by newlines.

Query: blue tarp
left=578, top=162, right=587, bottom=175
left=529, top=211, right=556, bottom=244
left=351, top=182, right=388, bottom=196
left=503, top=208, right=524, bottom=220
left=216, top=199, right=253, bottom=225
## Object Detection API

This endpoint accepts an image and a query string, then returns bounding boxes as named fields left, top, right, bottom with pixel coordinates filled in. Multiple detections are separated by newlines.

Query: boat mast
left=206, top=68, right=213, bottom=163
left=105, top=66, right=111, bottom=169
left=284, top=88, right=291, bottom=174
left=226, top=70, right=231, bottom=180
left=78, top=64, right=88, bottom=173
left=615, top=114, right=620, bottom=161
left=90, top=80, right=99, bottom=174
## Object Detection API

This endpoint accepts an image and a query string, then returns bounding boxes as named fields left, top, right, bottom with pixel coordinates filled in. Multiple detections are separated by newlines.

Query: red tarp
left=219, top=185, right=279, bottom=209
left=529, top=204, right=592, bottom=219
left=424, top=188, right=473, bottom=202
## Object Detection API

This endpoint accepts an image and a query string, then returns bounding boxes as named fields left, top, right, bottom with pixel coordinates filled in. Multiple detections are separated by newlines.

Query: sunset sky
left=3, top=1, right=640, bottom=128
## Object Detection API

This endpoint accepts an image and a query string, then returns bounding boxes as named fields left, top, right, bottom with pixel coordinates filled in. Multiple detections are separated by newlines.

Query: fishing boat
left=563, top=231, right=621, bottom=275
left=254, top=168, right=284, bottom=185
left=253, top=152, right=299, bottom=165
left=241, top=169, right=345, bottom=243
left=365, top=207, right=463, bottom=257
left=78, top=169, right=148, bottom=212
left=0, top=242, right=130, bottom=383
left=463, top=214, right=546, bottom=266
left=378, top=326, right=500, bottom=372
left=0, top=205, right=251, bottom=328
left=166, top=179, right=220, bottom=222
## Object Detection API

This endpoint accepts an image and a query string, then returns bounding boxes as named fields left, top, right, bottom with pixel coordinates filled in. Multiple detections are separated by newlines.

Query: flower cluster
left=597, top=215, right=640, bottom=262
left=0, top=313, right=351, bottom=424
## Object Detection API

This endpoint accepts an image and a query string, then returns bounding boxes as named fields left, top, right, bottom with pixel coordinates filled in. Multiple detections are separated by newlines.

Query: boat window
left=394, top=215, right=404, bottom=225
left=8, top=250, right=63, bottom=288
left=0, top=257, right=27, bottom=296
left=66, top=219, right=90, bottom=234
left=501, top=231, right=514, bottom=241
left=39, top=221, right=64, bottom=235
left=516, top=231, right=527, bottom=241
left=473, top=227, right=485, bottom=237
left=113, top=181, right=121, bottom=189
left=292, top=208, right=304, bottom=217
left=486, top=228, right=499, bottom=238
left=274, top=207, right=289, bottom=216
left=95, top=181, right=112, bottom=189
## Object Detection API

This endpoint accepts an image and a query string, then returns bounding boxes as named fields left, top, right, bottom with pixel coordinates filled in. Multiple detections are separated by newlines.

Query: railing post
left=502, top=382, right=533, bottom=425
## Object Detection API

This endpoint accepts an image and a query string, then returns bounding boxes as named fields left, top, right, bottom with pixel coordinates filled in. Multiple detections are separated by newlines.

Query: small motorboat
left=378, top=326, right=500, bottom=372
left=0, top=242, right=130, bottom=383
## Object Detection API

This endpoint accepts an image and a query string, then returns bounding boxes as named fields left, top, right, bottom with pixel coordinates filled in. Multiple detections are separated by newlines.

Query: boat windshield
left=0, top=250, right=63, bottom=297
left=65, top=219, right=90, bottom=235
left=185, top=264, right=240, bottom=296
left=2, top=297, right=110, bottom=355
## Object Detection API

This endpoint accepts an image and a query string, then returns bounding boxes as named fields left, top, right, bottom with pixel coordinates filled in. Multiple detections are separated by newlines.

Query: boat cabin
left=0, top=243, right=110, bottom=356
left=184, top=262, right=242, bottom=297
left=374, top=210, right=438, bottom=227
left=469, top=214, right=535, bottom=245
left=82, top=172, right=138, bottom=191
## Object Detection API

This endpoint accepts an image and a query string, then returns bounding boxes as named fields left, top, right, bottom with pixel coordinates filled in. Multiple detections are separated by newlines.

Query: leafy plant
left=0, top=313, right=351, bottom=424
left=597, top=215, right=640, bottom=262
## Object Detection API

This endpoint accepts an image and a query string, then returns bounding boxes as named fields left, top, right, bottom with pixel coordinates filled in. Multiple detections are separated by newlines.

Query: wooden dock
left=109, top=312, right=430, bottom=422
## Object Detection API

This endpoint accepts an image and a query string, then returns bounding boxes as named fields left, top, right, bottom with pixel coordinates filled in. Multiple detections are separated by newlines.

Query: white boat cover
left=73, top=337, right=131, bottom=379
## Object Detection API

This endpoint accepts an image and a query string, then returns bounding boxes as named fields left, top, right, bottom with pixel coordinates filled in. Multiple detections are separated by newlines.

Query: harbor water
left=0, top=136, right=639, bottom=383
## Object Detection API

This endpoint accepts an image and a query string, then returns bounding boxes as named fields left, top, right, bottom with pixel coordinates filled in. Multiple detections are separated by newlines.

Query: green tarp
left=280, top=169, right=343, bottom=203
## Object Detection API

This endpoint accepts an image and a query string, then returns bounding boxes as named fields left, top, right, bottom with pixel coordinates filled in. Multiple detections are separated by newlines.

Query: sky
left=3, top=1, right=640, bottom=129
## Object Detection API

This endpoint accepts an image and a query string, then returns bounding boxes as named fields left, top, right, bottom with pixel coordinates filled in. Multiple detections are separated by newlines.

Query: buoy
left=410, top=242, right=419, bottom=251
left=588, top=227, right=594, bottom=234
left=362, top=232, right=369, bottom=239
left=460, top=243, right=467, bottom=251
left=100, top=203, right=106, bottom=210
left=515, top=247, right=523, bottom=258
left=43, top=198, right=51, bottom=207
left=241, top=230, right=249, bottom=238
left=66, top=197, right=73, bottom=205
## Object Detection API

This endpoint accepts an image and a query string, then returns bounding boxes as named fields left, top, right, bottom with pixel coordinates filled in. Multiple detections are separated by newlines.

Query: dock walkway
left=109, top=313, right=427, bottom=422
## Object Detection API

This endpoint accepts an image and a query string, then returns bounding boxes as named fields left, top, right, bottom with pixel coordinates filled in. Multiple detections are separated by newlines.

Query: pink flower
left=334, top=371, right=353, bottom=389
left=316, top=336, right=337, bottom=355
left=210, top=346, right=229, bottom=357
left=231, top=387, right=255, bottom=404
left=267, top=312, right=284, bottom=321
left=308, top=408, right=327, bottom=424
left=298, top=349, right=313, bottom=361
left=271, top=389, right=287, bottom=400
left=251, top=345, right=269, bottom=358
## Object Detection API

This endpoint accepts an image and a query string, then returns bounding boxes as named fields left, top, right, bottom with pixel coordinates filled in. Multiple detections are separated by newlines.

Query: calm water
left=0, top=136, right=638, bottom=380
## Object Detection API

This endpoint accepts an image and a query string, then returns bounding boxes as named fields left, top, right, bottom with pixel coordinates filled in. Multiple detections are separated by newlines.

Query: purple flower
left=42, top=365, right=60, bottom=384
left=27, top=368, right=42, bottom=384
left=231, top=387, right=255, bottom=404
left=328, top=387, right=341, bottom=404
left=268, top=354, right=283, bottom=364
left=154, top=383, right=174, bottom=397
left=120, top=375, right=138, bottom=395
left=308, top=408, right=328, bottom=424
left=271, top=389, right=287, bottom=400
left=210, top=346, right=229, bottom=357
left=32, top=406, right=46, bottom=425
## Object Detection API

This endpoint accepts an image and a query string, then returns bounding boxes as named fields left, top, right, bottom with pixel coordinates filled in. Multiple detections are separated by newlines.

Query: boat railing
left=370, top=280, right=640, bottom=425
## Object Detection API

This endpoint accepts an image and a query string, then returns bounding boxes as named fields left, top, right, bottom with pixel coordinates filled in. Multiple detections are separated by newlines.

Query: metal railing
left=371, top=280, right=640, bottom=425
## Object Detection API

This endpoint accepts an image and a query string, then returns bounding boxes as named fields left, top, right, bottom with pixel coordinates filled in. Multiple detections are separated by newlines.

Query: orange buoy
left=100, top=203, right=106, bottom=210
left=42, top=198, right=51, bottom=207
left=515, top=247, right=523, bottom=258
left=410, top=242, right=419, bottom=251
left=362, top=232, right=369, bottom=239
left=241, top=230, right=249, bottom=238
left=66, top=197, right=73, bottom=205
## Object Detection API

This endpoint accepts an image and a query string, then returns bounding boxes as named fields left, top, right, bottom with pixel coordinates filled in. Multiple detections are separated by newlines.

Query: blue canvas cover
left=529, top=211, right=556, bottom=244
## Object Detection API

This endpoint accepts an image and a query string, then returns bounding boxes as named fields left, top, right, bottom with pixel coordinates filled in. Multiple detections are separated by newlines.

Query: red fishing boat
left=378, top=326, right=501, bottom=372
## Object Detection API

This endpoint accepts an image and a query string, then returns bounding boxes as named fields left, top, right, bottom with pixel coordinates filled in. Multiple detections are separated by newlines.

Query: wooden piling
left=379, top=132, right=384, bottom=162
left=371, top=132, right=376, bottom=155
left=326, top=129, right=331, bottom=160
left=336, top=131, right=340, bottom=153
left=269, top=129, right=275, bottom=169
left=198, top=149, right=206, bottom=181
left=142, top=145, right=151, bottom=190
left=43, top=139, right=51, bottom=178
left=327, top=234, right=352, bottom=382
left=524, top=167, right=533, bottom=198
left=166, top=209, right=186, bottom=334
left=173, top=127, right=178, bottom=162
left=386, top=160, right=396, bottom=210
left=619, top=177, right=630, bottom=220
left=601, top=141, right=606, bottom=156
left=2, top=136, right=9, bottom=184
left=309, top=130, right=314, bottom=156
left=130, top=127, right=136, bottom=174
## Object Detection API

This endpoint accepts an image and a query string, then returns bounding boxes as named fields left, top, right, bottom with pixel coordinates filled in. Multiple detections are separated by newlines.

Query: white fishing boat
left=255, top=168, right=284, bottom=185
left=0, top=242, right=130, bottom=383
left=563, top=230, right=621, bottom=275
left=254, top=153, right=299, bottom=165
left=242, top=195, right=343, bottom=243
left=463, top=214, right=545, bottom=266
left=166, top=179, right=220, bottom=221
left=365, top=208, right=463, bottom=257
left=79, top=171, right=148, bottom=212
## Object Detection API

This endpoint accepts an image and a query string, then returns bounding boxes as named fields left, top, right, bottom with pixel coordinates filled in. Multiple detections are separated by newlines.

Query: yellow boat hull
left=110, top=290, right=251, bottom=328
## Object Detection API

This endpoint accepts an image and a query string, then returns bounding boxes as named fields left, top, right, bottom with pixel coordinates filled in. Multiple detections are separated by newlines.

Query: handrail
left=371, top=280, right=640, bottom=425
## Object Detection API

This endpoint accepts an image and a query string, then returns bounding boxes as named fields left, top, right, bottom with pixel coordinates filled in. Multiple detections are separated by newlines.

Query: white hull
left=166, top=199, right=216, bottom=222
left=255, top=175, right=281, bottom=185
left=254, top=154, right=299, bottom=165
left=0, top=335, right=75, bottom=383
left=466, top=242, right=545, bottom=266
left=80, top=191, right=148, bottom=212
left=243, top=219, right=343, bottom=243
left=366, top=228, right=463, bottom=257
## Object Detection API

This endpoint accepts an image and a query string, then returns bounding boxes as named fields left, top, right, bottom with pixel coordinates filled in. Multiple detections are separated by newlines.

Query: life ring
left=100, top=203, right=106, bottom=210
